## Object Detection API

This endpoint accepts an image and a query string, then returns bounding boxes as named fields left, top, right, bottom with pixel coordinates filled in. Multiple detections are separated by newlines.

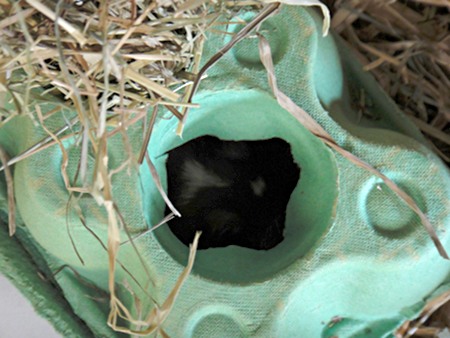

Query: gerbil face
left=165, top=136, right=300, bottom=250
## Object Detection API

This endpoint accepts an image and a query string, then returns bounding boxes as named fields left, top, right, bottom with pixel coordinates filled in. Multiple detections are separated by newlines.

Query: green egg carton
left=1, top=5, right=449, bottom=338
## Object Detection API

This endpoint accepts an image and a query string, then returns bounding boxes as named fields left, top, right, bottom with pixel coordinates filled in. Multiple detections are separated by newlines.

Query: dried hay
left=325, top=0, right=450, bottom=161
left=396, top=288, right=450, bottom=337
left=0, top=146, right=15, bottom=236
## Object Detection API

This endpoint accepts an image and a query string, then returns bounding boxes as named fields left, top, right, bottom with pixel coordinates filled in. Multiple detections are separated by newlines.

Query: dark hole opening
left=165, top=135, right=301, bottom=250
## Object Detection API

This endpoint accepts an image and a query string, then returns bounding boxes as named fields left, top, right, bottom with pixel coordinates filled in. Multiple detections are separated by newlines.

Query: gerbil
left=165, top=135, right=300, bottom=250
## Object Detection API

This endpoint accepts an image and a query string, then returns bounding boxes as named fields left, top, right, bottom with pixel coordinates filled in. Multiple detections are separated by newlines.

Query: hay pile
left=325, top=0, right=450, bottom=162
left=0, top=0, right=241, bottom=128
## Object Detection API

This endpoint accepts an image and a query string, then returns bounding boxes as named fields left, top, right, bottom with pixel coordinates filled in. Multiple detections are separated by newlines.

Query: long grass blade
left=258, top=33, right=449, bottom=260
left=0, top=147, right=15, bottom=236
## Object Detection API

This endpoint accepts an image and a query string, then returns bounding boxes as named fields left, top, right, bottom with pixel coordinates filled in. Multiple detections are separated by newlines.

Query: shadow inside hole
left=165, top=136, right=301, bottom=250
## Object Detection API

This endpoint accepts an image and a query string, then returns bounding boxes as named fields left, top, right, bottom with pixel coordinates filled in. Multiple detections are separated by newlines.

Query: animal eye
left=250, top=176, right=266, bottom=196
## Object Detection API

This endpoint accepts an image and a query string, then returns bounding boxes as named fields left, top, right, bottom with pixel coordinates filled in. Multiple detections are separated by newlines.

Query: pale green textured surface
left=0, top=5, right=449, bottom=338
